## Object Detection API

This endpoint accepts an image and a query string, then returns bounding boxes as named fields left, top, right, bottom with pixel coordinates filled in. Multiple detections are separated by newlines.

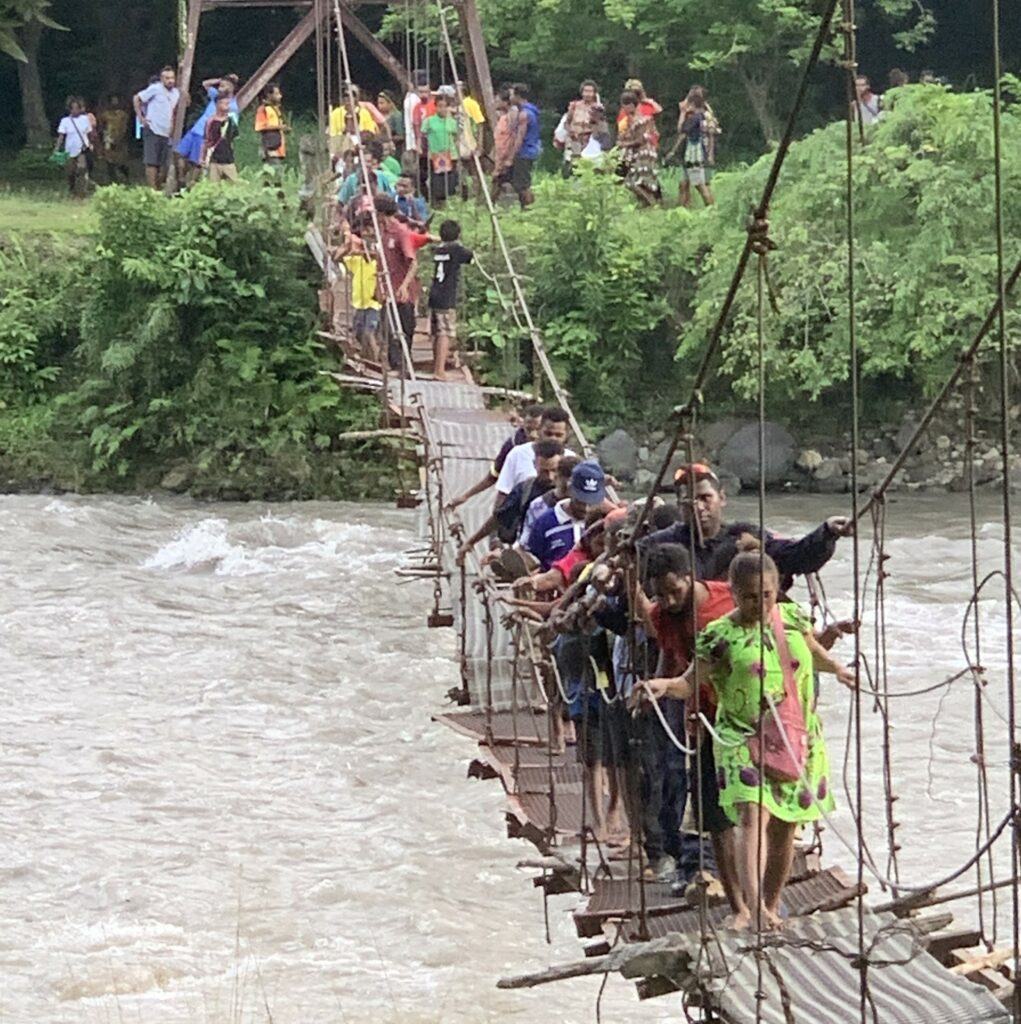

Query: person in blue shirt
left=177, top=75, right=239, bottom=182
left=525, top=460, right=606, bottom=570
left=510, top=82, right=541, bottom=209
left=337, top=140, right=396, bottom=203
left=395, top=174, right=429, bottom=228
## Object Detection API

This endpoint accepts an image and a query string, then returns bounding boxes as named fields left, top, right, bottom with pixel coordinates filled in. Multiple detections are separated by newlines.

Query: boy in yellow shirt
left=334, top=214, right=383, bottom=363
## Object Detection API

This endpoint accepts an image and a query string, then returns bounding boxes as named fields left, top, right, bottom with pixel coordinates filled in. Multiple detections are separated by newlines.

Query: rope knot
left=746, top=209, right=777, bottom=256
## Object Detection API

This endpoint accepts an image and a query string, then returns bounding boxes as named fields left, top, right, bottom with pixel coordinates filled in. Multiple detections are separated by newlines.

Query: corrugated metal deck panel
left=514, top=788, right=630, bottom=837
left=699, top=907, right=1010, bottom=1024
left=390, top=379, right=486, bottom=410
left=434, top=708, right=550, bottom=745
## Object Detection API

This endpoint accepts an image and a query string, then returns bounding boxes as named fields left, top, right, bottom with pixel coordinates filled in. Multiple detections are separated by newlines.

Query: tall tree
left=2, top=0, right=65, bottom=146
left=601, top=0, right=935, bottom=143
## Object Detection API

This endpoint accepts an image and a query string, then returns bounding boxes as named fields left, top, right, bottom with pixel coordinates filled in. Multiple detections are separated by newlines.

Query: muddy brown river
left=0, top=492, right=1015, bottom=1022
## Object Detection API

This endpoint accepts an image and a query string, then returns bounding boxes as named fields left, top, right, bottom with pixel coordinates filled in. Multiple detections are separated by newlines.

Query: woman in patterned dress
left=616, top=90, right=662, bottom=205
left=643, top=551, right=855, bottom=930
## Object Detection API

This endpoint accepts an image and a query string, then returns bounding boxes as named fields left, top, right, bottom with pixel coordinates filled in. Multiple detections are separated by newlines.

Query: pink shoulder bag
left=747, top=606, right=808, bottom=784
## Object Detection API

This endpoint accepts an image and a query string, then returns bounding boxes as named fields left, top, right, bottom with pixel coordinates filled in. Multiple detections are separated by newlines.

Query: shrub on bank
left=458, top=85, right=1021, bottom=435
left=0, top=182, right=389, bottom=499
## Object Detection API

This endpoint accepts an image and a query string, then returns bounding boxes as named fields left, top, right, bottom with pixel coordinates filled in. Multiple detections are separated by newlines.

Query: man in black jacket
left=645, top=463, right=853, bottom=584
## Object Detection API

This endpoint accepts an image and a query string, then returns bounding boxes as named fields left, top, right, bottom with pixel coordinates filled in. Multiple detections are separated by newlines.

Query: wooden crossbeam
left=235, top=4, right=321, bottom=111
left=337, top=3, right=412, bottom=91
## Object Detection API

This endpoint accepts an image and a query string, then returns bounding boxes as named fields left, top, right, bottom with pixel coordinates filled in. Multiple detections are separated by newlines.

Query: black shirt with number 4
left=428, top=242, right=474, bottom=310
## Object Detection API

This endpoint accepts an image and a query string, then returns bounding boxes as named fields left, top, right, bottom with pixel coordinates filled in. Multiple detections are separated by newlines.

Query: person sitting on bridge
left=642, top=551, right=855, bottom=930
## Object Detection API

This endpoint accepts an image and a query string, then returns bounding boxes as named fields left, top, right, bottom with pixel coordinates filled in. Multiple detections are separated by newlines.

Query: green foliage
left=457, top=165, right=694, bottom=423
left=0, top=0, right=63, bottom=61
left=0, top=234, right=81, bottom=402
left=63, top=182, right=378, bottom=493
left=456, top=86, right=1019, bottom=433
left=0, top=182, right=394, bottom=499
left=674, top=84, right=1021, bottom=407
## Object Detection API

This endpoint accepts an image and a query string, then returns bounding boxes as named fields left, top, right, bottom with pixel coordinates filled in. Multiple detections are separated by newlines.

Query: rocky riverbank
left=596, top=413, right=1021, bottom=496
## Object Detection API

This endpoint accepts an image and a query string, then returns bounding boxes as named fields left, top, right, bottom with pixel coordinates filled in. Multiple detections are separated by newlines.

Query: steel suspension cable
left=839, top=2, right=868, bottom=1019
left=989, top=0, right=1020, bottom=1014
left=965, top=357, right=999, bottom=948
left=630, top=0, right=841, bottom=539
left=432, top=0, right=596, bottom=458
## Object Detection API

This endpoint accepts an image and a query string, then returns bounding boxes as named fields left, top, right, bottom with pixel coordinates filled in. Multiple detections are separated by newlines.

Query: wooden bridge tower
left=170, top=0, right=497, bottom=141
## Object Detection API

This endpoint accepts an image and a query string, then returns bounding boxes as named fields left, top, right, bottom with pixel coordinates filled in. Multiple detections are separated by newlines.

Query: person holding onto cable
left=642, top=549, right=855, bottom=930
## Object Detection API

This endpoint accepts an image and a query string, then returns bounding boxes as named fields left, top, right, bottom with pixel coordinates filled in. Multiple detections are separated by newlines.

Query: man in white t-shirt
left=134, top=65, right=181, bottom=189
left=55, top=96, right=93, bottom=199
left=494, top=407, right=574, bottom=506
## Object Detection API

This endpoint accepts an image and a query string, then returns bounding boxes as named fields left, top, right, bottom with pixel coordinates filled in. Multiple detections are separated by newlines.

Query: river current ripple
left=0, top=493, right=1016, bottom=1022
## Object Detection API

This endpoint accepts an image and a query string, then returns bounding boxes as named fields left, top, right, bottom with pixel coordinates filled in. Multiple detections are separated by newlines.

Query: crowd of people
left=447, top=408, right=858, bottom=930
left=52, top=65, right=289, bottom=197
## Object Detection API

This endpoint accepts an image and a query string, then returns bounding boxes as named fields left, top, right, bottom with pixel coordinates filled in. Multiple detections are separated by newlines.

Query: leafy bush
left=676, top=84, right=1021, bottom=408
left=0, top=234, right=83, bottom=403
left=456, top=164, right=696, bottom=425
left=459, top=85, right=1020, bottom=432
left=0, top=181, right=391, bottom=498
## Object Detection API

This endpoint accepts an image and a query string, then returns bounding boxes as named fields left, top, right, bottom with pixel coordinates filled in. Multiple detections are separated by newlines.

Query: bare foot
left=727, top=909, right=752, bottom=931
left=763, top=906, right=785, bottom=931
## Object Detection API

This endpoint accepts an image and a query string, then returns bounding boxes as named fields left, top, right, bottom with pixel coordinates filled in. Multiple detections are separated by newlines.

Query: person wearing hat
left=524, top=460, right=608, bottom=571
left=644, top=463, right=853, bottom=585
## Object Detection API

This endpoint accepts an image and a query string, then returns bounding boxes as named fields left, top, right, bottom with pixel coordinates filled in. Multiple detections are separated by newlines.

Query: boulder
left=596, top=428, right=639, bottom=481
left=813, top=458, right=846, bottom=494
left=895, top=417, right=921, bottom=455
left=160, top=463, right=194, bottom=493
left=796, top=448, right=823, bottom=471
left=718, top=421, right=796, bottom=487
left=700, top=417, right=744, bottom=455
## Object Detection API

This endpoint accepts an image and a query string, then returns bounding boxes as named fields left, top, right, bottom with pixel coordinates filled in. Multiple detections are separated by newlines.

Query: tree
left=600, top=0, right=935, bottom=143
left=2, top=0, right=65, bottom=147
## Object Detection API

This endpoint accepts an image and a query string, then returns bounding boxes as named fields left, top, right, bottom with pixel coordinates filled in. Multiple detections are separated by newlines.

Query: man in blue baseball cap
left=569, top=459, right=607, bottom=505
left=525, top=460, right=607, bottom=570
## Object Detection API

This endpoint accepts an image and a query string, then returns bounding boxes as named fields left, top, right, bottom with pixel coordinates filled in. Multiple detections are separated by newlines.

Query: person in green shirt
left=420, top=94, right=459, bottom=205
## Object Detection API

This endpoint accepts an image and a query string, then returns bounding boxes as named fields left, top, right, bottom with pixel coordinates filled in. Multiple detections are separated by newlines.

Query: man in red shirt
left=373, top=194, right=432, bottom=372
left=640, top=542, right=740, bottom=906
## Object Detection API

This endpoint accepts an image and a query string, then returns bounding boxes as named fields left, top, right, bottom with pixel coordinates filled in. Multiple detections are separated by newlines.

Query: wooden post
left=235, top=5, right=322, bottom=111
left=455, top=0, right=496, bottom=136
left=172, top=0, right=203, bottom=144
left=337, top=3, right=412, bottom=91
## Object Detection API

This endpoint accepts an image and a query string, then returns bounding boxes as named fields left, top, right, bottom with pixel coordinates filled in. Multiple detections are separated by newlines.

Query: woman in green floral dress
left=644, top=551, right=855, bottom=930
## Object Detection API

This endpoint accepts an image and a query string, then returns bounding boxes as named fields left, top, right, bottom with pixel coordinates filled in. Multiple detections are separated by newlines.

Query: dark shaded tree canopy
left=1, top=0, right=1019, bottom=157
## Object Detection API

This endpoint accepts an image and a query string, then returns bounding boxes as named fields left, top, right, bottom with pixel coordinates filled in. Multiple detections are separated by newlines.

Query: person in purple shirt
left=446, top=404, right=543, bottom=510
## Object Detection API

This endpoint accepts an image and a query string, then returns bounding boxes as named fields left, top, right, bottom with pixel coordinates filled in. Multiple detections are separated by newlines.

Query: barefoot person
left=643, top=551, right=854, bottom=929
left=428, top=219, right=473, bottom=380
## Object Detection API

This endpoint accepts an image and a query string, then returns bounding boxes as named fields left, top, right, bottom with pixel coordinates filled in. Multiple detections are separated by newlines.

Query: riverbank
left=598, top=412, right=1021, bottom=497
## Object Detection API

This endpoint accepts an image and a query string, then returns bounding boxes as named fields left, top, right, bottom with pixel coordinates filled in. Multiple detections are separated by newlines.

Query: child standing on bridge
left=428, top=219, right=473, bottom=381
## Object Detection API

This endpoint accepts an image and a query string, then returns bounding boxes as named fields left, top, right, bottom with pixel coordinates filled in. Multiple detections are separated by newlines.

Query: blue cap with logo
left=569, top=460, right=606, bottom=505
